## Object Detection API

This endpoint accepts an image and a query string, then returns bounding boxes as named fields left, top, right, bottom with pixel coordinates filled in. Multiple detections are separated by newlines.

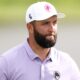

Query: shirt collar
left=50, top=47, right=58, bottom=62
left=24, top=39, right=58, bottom=62
left=24, top=40, right=38, bottom=60
left=45, top=48, right=57, bottom=62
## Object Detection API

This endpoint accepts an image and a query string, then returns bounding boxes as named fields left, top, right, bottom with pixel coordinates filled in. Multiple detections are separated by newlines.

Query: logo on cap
left=29, top=14, right=32, bottom=19
left=44, top=4, right=51, bottom=12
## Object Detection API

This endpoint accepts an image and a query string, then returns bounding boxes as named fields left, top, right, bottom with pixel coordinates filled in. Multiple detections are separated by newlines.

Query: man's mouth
left=46, top=35, right=54, bottom=40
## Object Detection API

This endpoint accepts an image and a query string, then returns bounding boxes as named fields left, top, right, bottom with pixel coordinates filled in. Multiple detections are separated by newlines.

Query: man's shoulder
left=0, top=42, right=26, bottom=61
left=0, top=42, right=28, bottom=77
left=51, top=47, right=75, bottom=64
left=52, top=48, right=79, bottom=68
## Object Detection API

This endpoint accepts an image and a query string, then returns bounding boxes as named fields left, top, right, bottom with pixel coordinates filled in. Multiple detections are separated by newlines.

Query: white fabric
left=26, top=1, right=65, bottom=23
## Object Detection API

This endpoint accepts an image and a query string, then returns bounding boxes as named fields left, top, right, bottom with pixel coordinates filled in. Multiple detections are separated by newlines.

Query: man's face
left=32, top=16, right=57, bottom=48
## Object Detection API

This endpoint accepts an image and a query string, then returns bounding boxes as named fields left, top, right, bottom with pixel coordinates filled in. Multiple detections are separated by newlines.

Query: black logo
left=54, top=71, right=60, bottom=80
left=29, top=14, right=32, bottom=19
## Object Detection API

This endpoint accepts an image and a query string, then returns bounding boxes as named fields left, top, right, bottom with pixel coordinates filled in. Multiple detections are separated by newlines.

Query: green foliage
left=0, top=0, right=80, bottom=23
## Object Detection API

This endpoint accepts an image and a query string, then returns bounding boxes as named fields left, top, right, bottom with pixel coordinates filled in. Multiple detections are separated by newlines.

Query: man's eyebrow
left=41, top=19, right=50, bottom=23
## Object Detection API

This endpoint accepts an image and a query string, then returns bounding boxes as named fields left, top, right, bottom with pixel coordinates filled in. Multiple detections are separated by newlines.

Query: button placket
left=41, top=63, right=45, bottom=80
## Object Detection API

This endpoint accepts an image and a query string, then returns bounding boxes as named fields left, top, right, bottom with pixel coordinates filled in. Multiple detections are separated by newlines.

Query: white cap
left=26, top=1, right=65, bottom=23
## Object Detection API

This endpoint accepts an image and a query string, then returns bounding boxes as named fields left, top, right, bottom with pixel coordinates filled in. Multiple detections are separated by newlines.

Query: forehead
left=36, top=15, right=57, bottom=23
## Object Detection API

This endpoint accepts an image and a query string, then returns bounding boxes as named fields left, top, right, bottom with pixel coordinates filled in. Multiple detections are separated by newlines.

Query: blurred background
left=0, top=0, right=80, bottom=68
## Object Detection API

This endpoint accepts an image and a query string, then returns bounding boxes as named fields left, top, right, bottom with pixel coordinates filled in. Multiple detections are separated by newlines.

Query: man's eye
left=43, top=22, right=49, bottom=25
left=53, top=21, right=57, bottom=24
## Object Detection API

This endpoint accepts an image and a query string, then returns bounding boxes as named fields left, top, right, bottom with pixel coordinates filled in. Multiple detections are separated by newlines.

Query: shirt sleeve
left=69, top=57, right=80, bottom=80
left=0, top=56, right=8, bottom=80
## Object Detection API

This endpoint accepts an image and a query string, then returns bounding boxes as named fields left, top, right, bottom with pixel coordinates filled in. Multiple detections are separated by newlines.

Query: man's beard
left=33, top=27, right=57, bottom=48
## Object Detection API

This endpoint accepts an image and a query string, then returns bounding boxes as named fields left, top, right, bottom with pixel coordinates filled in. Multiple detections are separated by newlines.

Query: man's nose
left=49, top=23, right=57, bottom=32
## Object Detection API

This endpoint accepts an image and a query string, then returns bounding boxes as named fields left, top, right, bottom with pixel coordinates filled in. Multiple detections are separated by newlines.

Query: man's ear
left=27, top=23, right=34, bottom=34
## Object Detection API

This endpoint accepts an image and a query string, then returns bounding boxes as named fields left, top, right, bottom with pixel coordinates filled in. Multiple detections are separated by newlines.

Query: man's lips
left=46, top=35, right=54, bottom=40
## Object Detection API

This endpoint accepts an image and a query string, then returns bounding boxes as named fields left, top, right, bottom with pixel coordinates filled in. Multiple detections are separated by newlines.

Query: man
left=0, top=1, right=80, bottom=80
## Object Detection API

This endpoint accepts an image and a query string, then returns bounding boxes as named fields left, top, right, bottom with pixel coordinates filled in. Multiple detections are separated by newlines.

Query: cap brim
left=57, top=13, right=65, bottom=18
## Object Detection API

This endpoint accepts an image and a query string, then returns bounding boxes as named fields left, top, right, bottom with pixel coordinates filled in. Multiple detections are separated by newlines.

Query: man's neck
left=28, top=38, right=50, bottom=61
